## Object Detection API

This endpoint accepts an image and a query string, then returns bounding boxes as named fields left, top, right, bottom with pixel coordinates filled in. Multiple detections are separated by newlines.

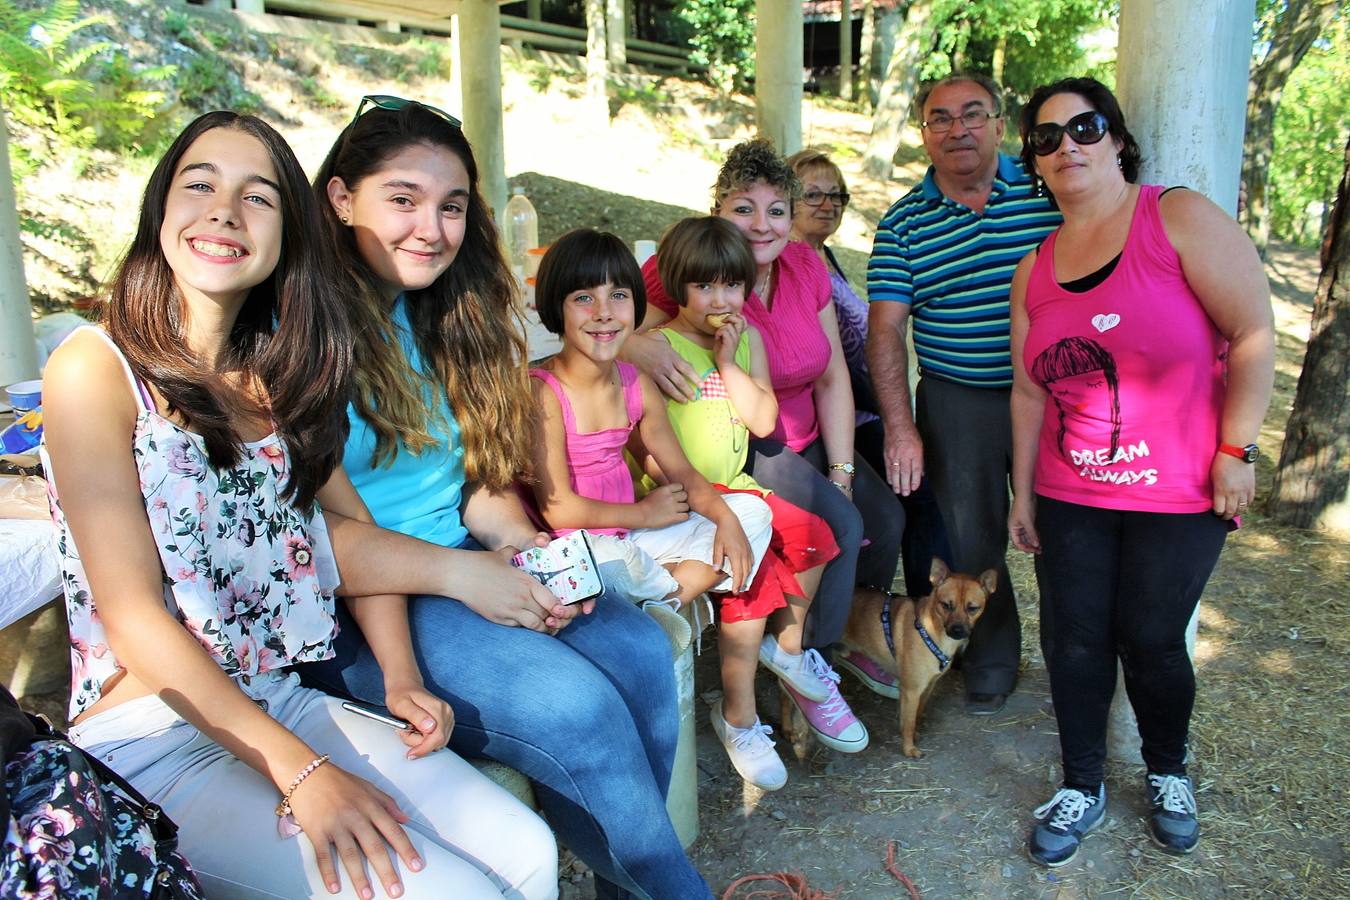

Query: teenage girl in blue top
left=296, top=97, right=710, bottom=900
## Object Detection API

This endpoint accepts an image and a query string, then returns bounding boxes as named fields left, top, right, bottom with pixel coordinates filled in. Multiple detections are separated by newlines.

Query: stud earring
left=340, top=215, right=350, bottom=224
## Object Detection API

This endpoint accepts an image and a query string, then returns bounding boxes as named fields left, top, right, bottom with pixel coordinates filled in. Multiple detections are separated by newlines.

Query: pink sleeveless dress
left=529, top=362, right=644, bottom=537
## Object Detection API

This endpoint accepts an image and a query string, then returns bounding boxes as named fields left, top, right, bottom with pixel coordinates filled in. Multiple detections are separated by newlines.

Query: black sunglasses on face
left=1027, top=110, right=1110, bottom=156
left=350, top=94, right=463, bottom=130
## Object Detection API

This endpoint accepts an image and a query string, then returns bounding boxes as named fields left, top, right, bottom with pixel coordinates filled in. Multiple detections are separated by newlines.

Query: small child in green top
left=647, top=217, right=869, bottom=784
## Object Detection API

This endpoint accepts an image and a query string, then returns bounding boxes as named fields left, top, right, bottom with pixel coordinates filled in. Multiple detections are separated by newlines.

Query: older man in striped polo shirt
left=864, top=73, right=1061, bottom=715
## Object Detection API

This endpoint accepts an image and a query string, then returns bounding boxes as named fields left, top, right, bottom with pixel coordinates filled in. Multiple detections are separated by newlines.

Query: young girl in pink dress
left=529, top=229, right=826, bottom=790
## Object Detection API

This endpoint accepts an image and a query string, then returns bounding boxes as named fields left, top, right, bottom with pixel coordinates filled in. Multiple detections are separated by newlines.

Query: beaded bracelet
left=275, top=754, right=330, bottom=818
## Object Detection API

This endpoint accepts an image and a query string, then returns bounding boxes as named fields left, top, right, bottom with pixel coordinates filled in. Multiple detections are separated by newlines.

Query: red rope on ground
left=720, top=872, right=841, bottom=900
left=884, top=840, right=923, bottom=900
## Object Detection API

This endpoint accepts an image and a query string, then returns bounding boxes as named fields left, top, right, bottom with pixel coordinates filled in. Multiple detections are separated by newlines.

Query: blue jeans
left=298, top=590, right=710, bottom=900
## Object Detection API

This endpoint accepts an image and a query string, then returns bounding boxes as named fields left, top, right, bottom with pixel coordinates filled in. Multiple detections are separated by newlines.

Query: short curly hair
left=712, top=138, right=802, bottom=211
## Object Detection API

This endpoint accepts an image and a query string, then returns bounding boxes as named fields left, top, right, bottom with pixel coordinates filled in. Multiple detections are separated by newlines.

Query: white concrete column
left=1107, top=0, right=1255, bottom=764
left=838, top=2, right=852, bottom=101
left=233, top=0, right=264, bottom=14
left=457, top=0, right=508, bottom=220
left=755, top=0, right=803, bottom=155
left=1117, top=0, right=1254, bottom=215
left=0, top=108, right=38, bottom=386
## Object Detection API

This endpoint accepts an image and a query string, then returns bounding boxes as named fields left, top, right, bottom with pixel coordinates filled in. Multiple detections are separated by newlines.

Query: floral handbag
left=0, top=686, right=204, bottom=899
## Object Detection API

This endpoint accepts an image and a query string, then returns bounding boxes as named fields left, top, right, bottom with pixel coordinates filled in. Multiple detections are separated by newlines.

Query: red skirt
left=715, top=487, right=840, bottom=623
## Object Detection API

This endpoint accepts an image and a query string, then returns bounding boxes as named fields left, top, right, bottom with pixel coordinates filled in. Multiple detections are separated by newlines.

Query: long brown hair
left=314, top=103, right=533, bottom=489
left=104, top=111, right=352, bottom=510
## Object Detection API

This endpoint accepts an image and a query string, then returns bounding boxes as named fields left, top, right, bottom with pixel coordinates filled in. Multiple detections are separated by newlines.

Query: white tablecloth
left=0, top=519, right=60, bottom=629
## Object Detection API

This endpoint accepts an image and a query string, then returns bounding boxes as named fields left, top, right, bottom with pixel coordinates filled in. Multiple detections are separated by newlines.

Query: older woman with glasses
left=784, top=149, right=951, bottom=696
left=1007, top=77, right=1274, bottom=868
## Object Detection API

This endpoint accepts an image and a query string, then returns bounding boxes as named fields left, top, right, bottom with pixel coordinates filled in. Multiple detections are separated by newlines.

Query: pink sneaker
left=783, top=650, right=869, bottom=753
left=833, top=645, right=900, bottom=700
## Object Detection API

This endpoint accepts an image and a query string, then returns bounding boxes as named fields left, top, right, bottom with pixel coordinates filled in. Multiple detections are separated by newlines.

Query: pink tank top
left=529, top=363, right=644, bottom=536
left=1023, top=185, right=1227, bottom=513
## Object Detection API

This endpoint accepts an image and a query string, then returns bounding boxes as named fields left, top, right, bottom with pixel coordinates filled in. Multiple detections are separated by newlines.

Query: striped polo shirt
left=867, top=154, right=1061, bottom=389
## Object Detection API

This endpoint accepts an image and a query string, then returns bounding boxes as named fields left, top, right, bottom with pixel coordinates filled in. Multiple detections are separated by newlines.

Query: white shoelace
left=802, top=648, right=852, bottom=726
left=1034, top=788, right=1097, bottom=831
left=1149, top=774, right=1196, bottom=815
left=727, top=719, right=776, bottom=755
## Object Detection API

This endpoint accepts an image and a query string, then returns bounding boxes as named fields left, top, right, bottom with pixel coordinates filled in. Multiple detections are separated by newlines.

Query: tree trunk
left=1242, top=0, right=1337, bottom=256
left=857, top=0, right=875, bottom=109
left=862, top=0, right=938, bottom=179
left=606, top=0, right=626, bottom=66
left=585, top=0, right=609, bottom=119
left=991, top=34, right=1007, bottom=87
left=1269, top=133, right=1350, bottom=535
left=839, top=0, right=853, bottom=101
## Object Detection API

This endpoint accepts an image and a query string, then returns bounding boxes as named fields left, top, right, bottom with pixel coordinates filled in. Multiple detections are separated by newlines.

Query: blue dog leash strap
left=914, top=617, right=951, bottom=671
left=880, top=593, right=895, bottom=657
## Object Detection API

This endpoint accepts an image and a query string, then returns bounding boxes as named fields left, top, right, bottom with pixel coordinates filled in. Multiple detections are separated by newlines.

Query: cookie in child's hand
left=705, top=313, right=733, bottom=329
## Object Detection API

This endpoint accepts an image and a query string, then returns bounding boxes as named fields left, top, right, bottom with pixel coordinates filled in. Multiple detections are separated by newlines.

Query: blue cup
left=5, top=379, right=42, bottom=417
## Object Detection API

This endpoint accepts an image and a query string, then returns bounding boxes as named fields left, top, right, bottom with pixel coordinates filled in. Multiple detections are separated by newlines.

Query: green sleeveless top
left=651, top=327, right=762, bottom=494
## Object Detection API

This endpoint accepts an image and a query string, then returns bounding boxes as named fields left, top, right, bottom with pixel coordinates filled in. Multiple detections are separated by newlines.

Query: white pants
left=627, top=492, right=773, bottom=593
left=69, top=671, right=558, bottom=900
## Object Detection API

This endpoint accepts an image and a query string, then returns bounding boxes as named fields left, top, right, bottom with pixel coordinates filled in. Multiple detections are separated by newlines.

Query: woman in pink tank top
left=1006, top=78, right=1274, bottom=867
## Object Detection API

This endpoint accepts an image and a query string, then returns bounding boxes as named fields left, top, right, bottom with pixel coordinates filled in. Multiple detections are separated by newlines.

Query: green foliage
left=676, top=0, right=756, bottom=93
left=299, top=74, right=343, bottom=110
left=0, top=0, right=174, bottom=175
left=177, top=54, right=261, bottom=115
left=1268, top=16, right=1350, bottom=245
left=403, top=36, right=453, bottom=80
left=924, top=0, right=1116, bottom=103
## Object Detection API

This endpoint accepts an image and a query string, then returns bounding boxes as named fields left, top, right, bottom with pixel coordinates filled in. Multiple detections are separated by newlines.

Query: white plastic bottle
left=504, top=186, right=539, bottom=282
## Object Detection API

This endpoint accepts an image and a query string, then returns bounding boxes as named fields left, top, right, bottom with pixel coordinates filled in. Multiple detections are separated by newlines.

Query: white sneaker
left=710, top=699, right=787, bottom=791
left=758, top=634, right=829, bottom=701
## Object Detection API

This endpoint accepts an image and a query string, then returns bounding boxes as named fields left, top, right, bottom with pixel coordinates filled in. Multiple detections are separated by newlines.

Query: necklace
left=755, top=269, right=772, bottom=300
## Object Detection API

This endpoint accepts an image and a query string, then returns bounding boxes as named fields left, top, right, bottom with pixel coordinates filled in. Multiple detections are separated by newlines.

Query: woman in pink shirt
left=1007, top=78, right=1274, bottom=868
left=624, top=139, right=902, bottom=751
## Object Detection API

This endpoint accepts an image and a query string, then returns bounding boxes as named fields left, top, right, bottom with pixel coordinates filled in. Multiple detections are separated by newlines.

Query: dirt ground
left=16, top=7, right=1350, bottom=897
left=560, top=247, right=1348, bottom=899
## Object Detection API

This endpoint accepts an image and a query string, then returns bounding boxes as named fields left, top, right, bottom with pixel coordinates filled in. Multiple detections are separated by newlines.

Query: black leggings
left=1034, top=496, right=1227, bottom=789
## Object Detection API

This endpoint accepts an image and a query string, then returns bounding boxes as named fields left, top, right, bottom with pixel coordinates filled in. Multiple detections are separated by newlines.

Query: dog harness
left=879, top=592, right=951, bottom=672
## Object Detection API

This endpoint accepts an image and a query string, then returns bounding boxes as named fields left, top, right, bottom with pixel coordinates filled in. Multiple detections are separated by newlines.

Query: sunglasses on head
left=350, top=94, right=463, bottom=130
left=1027, top=110, right=1110, bottom=156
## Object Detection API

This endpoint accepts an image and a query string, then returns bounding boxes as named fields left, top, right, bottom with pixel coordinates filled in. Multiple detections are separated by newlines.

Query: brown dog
left=838, top=558, right=996, bottom=758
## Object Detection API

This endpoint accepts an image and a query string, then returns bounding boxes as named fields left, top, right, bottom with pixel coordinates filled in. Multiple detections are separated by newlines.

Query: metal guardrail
left=235, top=0, right=699, bottom=73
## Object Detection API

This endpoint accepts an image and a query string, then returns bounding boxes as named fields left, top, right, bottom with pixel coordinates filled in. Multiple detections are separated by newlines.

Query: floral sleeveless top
left=41, top=328, right=340, bottom=718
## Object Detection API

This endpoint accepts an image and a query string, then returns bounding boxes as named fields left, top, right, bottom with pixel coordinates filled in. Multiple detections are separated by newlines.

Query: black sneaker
left=1028, top=784, right=1106, bottom=867
left=1147, top=773, right=1198, bottom=854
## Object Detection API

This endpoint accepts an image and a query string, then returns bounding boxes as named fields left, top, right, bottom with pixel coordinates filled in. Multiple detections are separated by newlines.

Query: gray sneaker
left=1028, top=783, right=1106, bottom=867
left=1147, top=773, right=1198, bottom=854
left=758, top=635, right=828, bottom=701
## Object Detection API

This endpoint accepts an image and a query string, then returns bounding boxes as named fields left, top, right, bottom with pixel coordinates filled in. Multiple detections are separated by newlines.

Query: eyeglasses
left=921, top=109, right=997, bottom=133
left=801, top=189, right=850, bottom=208
left=350, top=94, right=462, bottom=130
left=1027, top=111, right=1110, bottom=156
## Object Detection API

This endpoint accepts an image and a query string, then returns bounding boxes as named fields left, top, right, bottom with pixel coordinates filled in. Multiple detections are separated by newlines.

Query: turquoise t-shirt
left=342, top=296, right=470, bottom=549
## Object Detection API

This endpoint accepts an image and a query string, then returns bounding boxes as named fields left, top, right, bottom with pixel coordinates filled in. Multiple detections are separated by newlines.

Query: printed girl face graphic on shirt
left=1032, top=336, right=1122, bottom=459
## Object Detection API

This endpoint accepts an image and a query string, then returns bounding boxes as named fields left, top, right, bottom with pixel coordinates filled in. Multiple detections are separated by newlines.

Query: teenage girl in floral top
left=40, top=111, right=556, bottom=899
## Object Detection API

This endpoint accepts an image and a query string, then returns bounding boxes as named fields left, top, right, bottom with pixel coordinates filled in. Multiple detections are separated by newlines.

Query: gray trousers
left=915, top=376, right=1021, bottom=695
